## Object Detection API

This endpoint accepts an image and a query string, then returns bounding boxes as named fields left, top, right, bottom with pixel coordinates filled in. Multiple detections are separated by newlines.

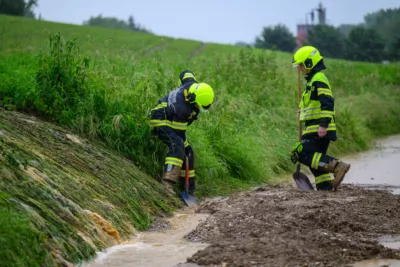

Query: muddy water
left=80, top=208, right=209, bottom=267
left=355, top=235, right=400, bottom=267
left=343, top=134, right=400, bottom=194
left=80, top=135, right=400, bottom=267
left=353, top=259, right=400, bottom=267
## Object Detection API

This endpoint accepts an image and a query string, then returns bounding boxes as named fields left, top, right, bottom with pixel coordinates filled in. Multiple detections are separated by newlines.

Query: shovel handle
left=298, top=122, right=302, bottom=142
left=297, top=68, right=302, bottom=172
left=297, top=67, right=302, bottom=142
left=185, top=156, right=189, bottom=193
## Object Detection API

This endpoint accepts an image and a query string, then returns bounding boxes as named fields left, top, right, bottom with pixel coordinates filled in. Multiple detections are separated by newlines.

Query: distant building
left=296, top=24, right=314, bottom=48
left=296, top=2, right=326, bottom=48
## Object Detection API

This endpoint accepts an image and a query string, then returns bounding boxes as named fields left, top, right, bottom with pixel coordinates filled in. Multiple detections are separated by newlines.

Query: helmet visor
left=202, top=104, right=211, bottom=110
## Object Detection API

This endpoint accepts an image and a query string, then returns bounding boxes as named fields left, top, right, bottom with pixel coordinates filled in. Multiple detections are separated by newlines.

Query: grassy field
left=1, top=14, right=400, bottom=266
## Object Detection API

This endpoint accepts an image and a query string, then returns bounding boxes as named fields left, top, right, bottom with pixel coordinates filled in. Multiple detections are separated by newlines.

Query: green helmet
left=292, top=46, right=323, bottom=71
left=188, top=83, right=215, bottom=110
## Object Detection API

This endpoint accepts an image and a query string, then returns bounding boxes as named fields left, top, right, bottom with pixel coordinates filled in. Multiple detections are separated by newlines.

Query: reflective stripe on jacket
left=150, top=83, right=199, bottom=132
left=299, top=69, right=337, bottom=141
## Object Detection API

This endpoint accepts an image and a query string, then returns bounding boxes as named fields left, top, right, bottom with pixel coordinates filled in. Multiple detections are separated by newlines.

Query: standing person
left=291, top=46, right=351, bottom=191
left=149, top=70, right=215, bottom=195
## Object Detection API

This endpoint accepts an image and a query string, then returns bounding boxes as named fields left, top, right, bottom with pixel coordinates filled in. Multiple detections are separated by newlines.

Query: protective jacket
left=299, top=60, right=337, bottom=141
left=150, top=81, right=200, bottom=135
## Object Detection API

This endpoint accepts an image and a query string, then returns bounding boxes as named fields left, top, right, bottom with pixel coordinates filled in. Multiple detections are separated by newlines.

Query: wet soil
left=185, top=184, right=400, bottom=267
left=146, top=217, right=172, bottom=232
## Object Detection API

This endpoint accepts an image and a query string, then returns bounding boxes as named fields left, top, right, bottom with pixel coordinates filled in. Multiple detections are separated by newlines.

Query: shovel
left=292, top=68, right=314, bottom=191
left=293, top=161, right=314, bottom=191
left=181, top=156, right=199, bottom=206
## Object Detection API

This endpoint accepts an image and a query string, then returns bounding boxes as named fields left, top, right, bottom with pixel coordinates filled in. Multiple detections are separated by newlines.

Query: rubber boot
left=162, top=164, right=181, bottom=195
left=319, top=159, right=351, bottom=191
left=316, top=180, right=333, bottom=191
left=332, top=160, right=351, bottom=191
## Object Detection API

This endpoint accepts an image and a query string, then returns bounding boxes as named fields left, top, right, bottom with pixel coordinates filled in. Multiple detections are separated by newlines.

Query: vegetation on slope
left=0, top=15, right=399, bottom=266
left=0, top=109, right=180, bottom=267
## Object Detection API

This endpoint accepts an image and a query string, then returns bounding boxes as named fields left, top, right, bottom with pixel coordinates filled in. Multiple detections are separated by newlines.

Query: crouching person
left=149, top=70, right=215, bottom=196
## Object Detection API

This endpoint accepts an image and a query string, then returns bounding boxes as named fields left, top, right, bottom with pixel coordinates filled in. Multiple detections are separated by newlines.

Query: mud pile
left=185, top=184, right=400, bottom=267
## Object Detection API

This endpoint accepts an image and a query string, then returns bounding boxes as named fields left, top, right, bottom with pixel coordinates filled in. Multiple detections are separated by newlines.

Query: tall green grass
left=2, top=29, right=399, bottom=195
left=0, top=15, right=400, bottom=266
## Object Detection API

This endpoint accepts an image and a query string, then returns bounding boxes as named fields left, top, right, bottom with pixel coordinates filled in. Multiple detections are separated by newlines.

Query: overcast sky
left=34, top=0, right=400, bottom=44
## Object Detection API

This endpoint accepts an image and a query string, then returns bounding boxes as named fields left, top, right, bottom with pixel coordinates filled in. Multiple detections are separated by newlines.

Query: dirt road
left=81, top=135, right=400, bottom=267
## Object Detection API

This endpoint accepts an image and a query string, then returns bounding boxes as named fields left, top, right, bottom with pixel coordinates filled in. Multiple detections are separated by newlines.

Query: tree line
left=82, top=14, right=152, bottom=34
left=1, top=1, right=398, bottom=62
left=253, top=7, right=400, bottom=62
left=0, top=0, right=152, bottom=34
left=0, top=0, right=37, bottom=18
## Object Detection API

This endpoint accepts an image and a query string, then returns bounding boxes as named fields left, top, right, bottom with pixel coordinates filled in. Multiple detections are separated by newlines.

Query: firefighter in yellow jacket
left=149, top=70, right=215, bottom=195
left=291, top=46, right=351, bottom=191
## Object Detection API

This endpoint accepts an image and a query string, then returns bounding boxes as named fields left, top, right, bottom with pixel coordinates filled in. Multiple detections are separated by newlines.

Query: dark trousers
left=154, top=126, right=195, bottom=179
left=299, top=137, right=336, bottom=190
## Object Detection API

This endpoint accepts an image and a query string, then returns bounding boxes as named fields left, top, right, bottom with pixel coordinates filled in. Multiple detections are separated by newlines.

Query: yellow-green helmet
left=292, top=46, right=323, bottom=71
left=188, top=83, right=215, bottom=110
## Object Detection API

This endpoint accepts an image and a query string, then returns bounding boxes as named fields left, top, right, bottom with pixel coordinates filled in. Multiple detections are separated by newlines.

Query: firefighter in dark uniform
left=149, top=70, right=215, bottom=195
left=291, top=46, right=351, bottom=191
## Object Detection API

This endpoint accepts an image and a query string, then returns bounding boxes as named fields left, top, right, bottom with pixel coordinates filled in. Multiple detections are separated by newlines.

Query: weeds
left=34, top=32, right=91, bottom=125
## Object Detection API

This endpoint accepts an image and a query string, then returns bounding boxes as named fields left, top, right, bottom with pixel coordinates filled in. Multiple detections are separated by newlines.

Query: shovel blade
left=292, top=171, right=314, bottom=191
left=181, top=191, right=199, bottom=207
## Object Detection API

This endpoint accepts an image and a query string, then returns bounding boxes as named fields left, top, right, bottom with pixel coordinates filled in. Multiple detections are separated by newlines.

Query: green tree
left=0, top=0, right=25, bottom=16
left=345, top=26, right=385, bottom=62
left=337, top=24, right=358, bottom=36
left=364, top=8, right=400, bottom=60
left=255, top=24, right=296, bottom=53
left=305, top=25, right=345, bottom=59
left=364, top=8, right=400, bottom=28
left=83, top=14, right=152, bottom=34
left=128, top=15, right=135, bottom=30
left=83, top=14, right=130, bottom=30
left=0, top=0, right=37, bottom=18
left=24, top=0, right=38, bottom=18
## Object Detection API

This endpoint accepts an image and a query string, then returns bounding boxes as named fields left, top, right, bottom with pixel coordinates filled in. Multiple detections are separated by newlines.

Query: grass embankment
left=0, top=110, right=180, bottom=266
left=0, top=14, right=400, bottom=266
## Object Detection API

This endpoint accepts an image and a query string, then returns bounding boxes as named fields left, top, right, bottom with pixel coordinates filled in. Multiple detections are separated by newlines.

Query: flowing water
left=80, top=208, right=209, bottom=267
left=80, top=135, right=400, bottom=267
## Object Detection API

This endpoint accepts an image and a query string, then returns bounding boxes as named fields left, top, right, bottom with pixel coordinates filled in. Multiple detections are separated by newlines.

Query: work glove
left=187, top=108, right=200, bottom=126
left=290, top=141, right=303, bottom=164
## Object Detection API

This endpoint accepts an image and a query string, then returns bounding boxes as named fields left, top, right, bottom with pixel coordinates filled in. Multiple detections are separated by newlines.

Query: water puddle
left=341, top=235, right=400, bottom=267
left=343, top=134, right=400, bottom=194
left=379, top=235, right=400, bottom=250
left=80, top=208, right=209, bottom=267
left=352, top=259, right=400, bottom=267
